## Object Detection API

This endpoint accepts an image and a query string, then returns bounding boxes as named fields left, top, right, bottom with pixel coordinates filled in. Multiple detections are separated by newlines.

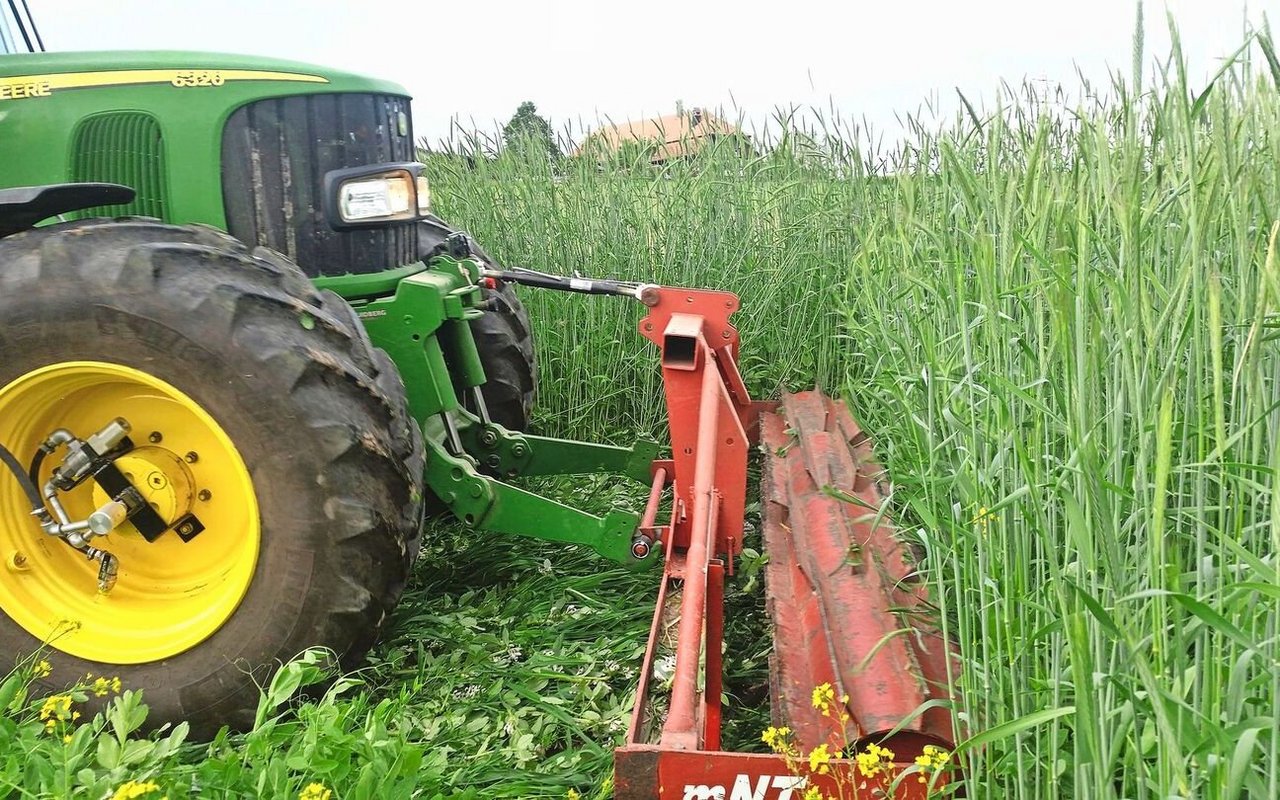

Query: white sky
left=31, top=0, right=1276, bottom=148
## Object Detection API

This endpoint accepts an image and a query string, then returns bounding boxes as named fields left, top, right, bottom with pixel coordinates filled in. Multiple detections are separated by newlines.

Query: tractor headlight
left=416, top=175, right=431, bottom=214
left=339, top=174, right=413, bottom=222
left=323, top=162, right=429, bottom=230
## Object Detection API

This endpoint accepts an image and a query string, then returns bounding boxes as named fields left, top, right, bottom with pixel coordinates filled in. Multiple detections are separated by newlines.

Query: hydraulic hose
left=27, top=447, right=46, bottom=492
left=0, top=441, right=46, bottom=511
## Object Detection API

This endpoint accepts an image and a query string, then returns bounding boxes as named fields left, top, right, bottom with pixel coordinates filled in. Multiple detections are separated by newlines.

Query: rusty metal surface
left=761, top=390, right=958, bottom=757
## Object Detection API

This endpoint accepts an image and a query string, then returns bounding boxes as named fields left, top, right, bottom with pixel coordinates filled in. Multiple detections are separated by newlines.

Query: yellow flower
left=91, top=675, right=123, bottom=697
left=33, top=660, right=52, bottom=678
left=760, top=725, right=794, bottom=754
left=810, top=683, right=836, bottom=716
left=567, top=790, right=581, bottom=800
left=298, top=783, right=332, bottom=800
left=808, top=743, right=832, bottom=774
left=801, top=788, right=826, bottom=800
left=39, top=693, right=75, bottom=733
left=62, top=734, right=72, bottom=744
left=111, top=780, right=162, bottom=800
left=855, top=743, right=896, bottom=778
left=972, top=506, right=993, bottom=530
left=913, top=744, right=951, bottom=783
left=924, top=744, right=950, bottom=767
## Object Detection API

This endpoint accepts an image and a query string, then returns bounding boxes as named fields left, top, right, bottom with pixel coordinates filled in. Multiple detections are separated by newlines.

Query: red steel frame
left=614, top=287, right=951, bottom=800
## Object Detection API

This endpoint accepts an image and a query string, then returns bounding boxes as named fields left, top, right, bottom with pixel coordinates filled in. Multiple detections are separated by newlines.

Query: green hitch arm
left=457, top=420, right=659, bottom=484
left=423, top=428, right=648, bottom=566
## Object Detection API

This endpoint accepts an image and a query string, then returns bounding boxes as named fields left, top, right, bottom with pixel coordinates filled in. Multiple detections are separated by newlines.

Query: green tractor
left=0, top=33, right=958, bottom=800
left=0, top=49, right=552, bottom=732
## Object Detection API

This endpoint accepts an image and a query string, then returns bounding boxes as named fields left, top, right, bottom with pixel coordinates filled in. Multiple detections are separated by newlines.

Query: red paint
left=617, top=289, right=959, bottom=799
left=760, top=392, right=958, bottom=753
left=615, top=748, right=945, bottom=799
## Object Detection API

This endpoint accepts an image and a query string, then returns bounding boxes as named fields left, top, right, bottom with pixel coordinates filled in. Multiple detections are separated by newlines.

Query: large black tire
left=0, top=218, right=423, bottom=735
left=419, top=215, right=537, bottom=430
left=467, top=282, right=537, bottom=430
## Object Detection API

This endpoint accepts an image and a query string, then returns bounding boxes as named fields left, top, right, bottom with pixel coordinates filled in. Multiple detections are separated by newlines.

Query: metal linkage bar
left=480, top=266, right=655, bottom=301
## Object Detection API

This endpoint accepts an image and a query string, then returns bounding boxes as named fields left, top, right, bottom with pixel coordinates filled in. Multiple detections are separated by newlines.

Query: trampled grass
left=3, top=19, right=1278, bottom=800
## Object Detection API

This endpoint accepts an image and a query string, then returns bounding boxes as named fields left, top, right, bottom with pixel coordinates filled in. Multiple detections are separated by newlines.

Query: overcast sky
left=31, top=1, right=1275, bottom=148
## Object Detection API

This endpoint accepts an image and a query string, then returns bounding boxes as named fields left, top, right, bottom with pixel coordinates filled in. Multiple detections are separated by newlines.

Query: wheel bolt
left=148, top=431, right=163, bottom=443
left=8, top=552, right=30, bottom=572
left=184, top=451, right=199, bottom=464
left=198, top=489, right=212, bottom=502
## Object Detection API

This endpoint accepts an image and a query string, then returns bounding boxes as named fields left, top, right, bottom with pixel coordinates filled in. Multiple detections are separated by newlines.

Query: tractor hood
left=0, top=50, right=410, bottom=98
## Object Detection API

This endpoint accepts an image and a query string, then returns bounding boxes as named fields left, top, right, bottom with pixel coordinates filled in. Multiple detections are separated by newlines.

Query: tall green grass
left=427, top=23, right=1280, bottom=799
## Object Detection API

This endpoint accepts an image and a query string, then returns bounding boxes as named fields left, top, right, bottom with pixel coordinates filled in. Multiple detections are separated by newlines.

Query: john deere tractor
left=0, top=36, right=960, bottom=800
left=0, top=48, right=559, bottom=731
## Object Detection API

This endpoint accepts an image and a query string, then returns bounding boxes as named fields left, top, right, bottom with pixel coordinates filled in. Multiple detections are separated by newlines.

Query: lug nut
left=479, top=430, right=498, bottom=447
left=148, top=431, right=163, bottom=443
left=198, top=489, right=212, bottom=502
left=8, top=552, right=30, bottom=572
left=184, top=451, right=199, bottom=464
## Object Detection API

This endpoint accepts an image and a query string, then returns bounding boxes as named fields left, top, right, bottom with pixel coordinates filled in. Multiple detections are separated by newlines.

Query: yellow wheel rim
left=0, top=361, right=259, bottom=664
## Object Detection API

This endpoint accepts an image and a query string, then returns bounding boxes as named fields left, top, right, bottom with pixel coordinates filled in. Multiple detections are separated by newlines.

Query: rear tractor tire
left=0, top=218, right=423, bottom=735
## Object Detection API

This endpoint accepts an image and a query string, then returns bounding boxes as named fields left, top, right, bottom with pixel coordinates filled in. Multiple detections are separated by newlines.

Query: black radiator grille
left=221, top=93, right=417, bottom=277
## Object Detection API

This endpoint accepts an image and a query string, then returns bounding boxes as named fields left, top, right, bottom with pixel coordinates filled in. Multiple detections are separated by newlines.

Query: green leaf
left=1224, top=725, right=1261, bottom=799
left=0, top=673, right=21, bottom=713
left=96, top=736, right=121, bottom=770
left=955, top=706, right=1076, bottom=754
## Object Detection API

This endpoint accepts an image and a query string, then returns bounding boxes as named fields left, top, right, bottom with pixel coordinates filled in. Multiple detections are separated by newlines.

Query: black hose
left=0, top=442, right=45, bottom=511
left=27, top=447, right=45, bottom=491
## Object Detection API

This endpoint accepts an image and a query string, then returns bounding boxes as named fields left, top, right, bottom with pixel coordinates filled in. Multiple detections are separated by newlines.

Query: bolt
left=148, top=431, right=163, bottom=444
left=721, top=330, right=732, bottom=339
left=198, top=489, right=212, bottom=502
left=8, top=552, right=30, bottom=572
left=468, top=483, right=484, bottom=498
left=631, top=538, right=652, bottom=560
left=147, top=472, right=167, bottom=489
left=485, top=454, right=502, bottom=469
left=479, top=429, right=498, bottom=447
left=178, top=523, right=194, bottom=536
left=511, top=443, right=528, bottom=458
left=184, top=451, right=199, bottom=464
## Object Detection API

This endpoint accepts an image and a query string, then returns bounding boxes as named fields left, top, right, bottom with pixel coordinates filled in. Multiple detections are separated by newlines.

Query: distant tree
left=502, top=101, right=561, bottom=163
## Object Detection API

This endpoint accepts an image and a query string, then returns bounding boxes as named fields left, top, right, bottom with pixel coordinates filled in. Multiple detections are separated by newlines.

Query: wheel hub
left=89, top=448, right=196, bottom=535
left=0, top=361, right=260, bottom=664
